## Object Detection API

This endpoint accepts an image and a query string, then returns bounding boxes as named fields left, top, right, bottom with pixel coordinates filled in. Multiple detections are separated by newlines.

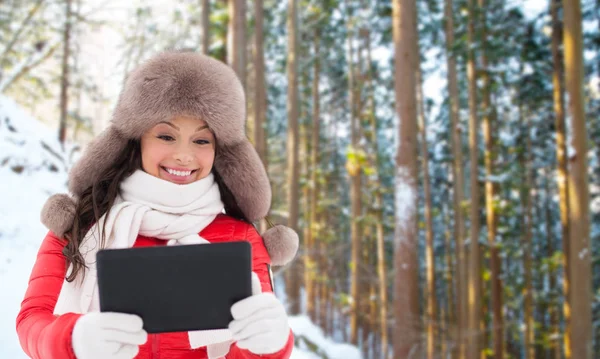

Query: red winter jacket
left=16, top=214, right=294, bottom=359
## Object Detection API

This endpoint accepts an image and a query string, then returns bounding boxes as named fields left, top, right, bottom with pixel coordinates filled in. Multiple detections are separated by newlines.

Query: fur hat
left=41, top=51, right=298, bottom=266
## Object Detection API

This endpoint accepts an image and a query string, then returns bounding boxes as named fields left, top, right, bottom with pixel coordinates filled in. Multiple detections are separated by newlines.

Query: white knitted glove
left=228, top=272, right=290, bottom=355
left=72, top=312, right=148, bottom=359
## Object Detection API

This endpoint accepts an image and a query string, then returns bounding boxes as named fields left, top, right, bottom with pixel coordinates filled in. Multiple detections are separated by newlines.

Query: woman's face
left=140, top=115, right=215, bottom=184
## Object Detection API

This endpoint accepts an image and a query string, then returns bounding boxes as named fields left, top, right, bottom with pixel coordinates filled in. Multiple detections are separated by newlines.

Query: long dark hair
left=63, top=137, right=249, bottom=282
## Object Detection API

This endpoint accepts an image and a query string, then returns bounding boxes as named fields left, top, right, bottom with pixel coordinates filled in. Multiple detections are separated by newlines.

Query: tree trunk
left=466, top=0, right=481, bottom=356
left=285, top=0, right=300, bottom=315
left=121, top=12, right=141, bottom=87
left=361, top=233, right=373, bottom=358
left=301, top=101, right=314, bottom=320
left=304, top=31, right=321, bottom=324
left=597, top=0, right=600, bottom=83
left=545, top=176, right=561, bottom=359
left=440, top=297, right=447, bottom=358
left=534, top=189, right=546, bottom=359
left=392, top=0, right=420, bottom=356
left=364, top=27, right=390, bottom=350
left=444, top=0, right=466, bottom=355
left=323, top=147, right=335, bottom=336
left=59, top=0, right=72, bottom=145
left=356, top=23, right=371, bottom=356
left=319, top=240, right=328, bottom=328
left=253, top=0, right=269, bottom=234
left=444, top=209, right=456, bottom=358
left=375, top=203, right=389, bottom=358
left=309, top=39, right=326, bottom=330
left=200, top=0, right=210, bottom=54
left=369, top=271, right=378, bottom=359
left=416, top=40, right=436, bottom=359
left=253, top=0, right=267, bottom=165
left=520, top=101, right=535, bottom=359
left=478, top=0, right=502, bottom=357
left=227, top=0, right=246, bottom=89
left=216, top=0, right=228, bottom=63
left=563, top=0, right=592, bottom=357
left=346, top=7, right=362, bottom=344
left=550, top=0, right=571, bottom=357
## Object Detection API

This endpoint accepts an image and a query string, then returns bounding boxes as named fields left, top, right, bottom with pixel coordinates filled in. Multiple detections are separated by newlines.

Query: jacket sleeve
left=226, top=223, right=294, bottom=359
left=16, top=231, right=82, bottom=359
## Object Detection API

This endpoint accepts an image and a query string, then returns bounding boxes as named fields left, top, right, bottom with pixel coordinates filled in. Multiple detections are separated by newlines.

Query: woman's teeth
left=165, top=168, right=192, bottom=177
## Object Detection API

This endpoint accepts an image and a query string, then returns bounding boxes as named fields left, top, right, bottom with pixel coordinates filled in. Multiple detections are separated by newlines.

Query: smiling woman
left=141, top=116, right=216, bottom=185
left=15, top=50, right=299, bottom=359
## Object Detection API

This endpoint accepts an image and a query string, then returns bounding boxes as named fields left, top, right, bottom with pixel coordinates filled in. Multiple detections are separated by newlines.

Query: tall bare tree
left=522, top=107, right=535, bottom=359
left=285, top=0, right=301, bottom=315
left=443, top=208, right=456, bottom=359
left=344, top=2, right=362, bottom=344
left=362, top=24, right=390, bottom=358
left=301, top=104, right=315, bottom=320
left=227, top=0, right=246, bottom=89
left=478, top=0, right=502, bottom=357
left=200, top=0, right=210, bottom=54
left=544, top=175, right=561, bottom=359
left=392, top=0, right=420, bottom=356
left=415, top=28, right=436, bottom=359
left=253, top=0, right=269, bottom=235
left=563, top=0, right=592, bottom=357
left=58, top=0, right=72, bottom=145
left=466, top=0, right=482, bottom=356
left=550, top=0, right=570, bottom=357
left=307, top=30, right=321, bottom=322
left=443, top=0, right=466, bottom=355
left=253, top=0, right=267, bottom=168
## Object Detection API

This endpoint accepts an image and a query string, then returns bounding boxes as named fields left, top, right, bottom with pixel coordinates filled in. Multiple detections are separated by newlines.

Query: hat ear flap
left=213, top=141, right=271, bottom=222
left=69, top=126, right=129, bottom=197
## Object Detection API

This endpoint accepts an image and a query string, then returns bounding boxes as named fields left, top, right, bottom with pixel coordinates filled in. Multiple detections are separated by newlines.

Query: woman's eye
left=157, top=135, right=175, bottom=142
left=194, top=139, right=210, bottom=145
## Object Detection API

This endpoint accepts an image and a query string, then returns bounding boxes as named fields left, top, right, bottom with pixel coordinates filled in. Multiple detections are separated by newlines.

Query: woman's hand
left=228, top=273, right=290, bottom=355
left=72, top=312, right=147, bottom=359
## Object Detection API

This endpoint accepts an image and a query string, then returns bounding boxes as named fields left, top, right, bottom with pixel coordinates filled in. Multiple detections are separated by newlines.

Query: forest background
left=0, top=0, right=598, bottom=358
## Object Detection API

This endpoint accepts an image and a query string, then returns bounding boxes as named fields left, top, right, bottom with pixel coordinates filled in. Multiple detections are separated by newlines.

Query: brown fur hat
left=41, top=51, right=298, bottom=266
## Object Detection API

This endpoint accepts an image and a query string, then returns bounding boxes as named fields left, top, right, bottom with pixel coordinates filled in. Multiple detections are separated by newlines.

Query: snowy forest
left=0, top=0, right=598, bottom=358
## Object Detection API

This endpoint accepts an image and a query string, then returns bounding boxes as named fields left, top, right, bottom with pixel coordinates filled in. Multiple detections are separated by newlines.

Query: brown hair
left=63, top=136, right=249, bottom=282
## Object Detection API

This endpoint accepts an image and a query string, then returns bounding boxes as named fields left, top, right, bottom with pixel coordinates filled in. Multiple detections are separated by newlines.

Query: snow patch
left=588, top=76, right=600, bottom=100
left=0, top=95, right=71, bottom=358
left=394, top=166, right=416, bottom=245
left=289, top=316, right=363, bottom=359
left=592, top=196, right=600, bottom=214
left=568, top=145, right=576, bottom=160
left=484, top=172, right=511, bottom=183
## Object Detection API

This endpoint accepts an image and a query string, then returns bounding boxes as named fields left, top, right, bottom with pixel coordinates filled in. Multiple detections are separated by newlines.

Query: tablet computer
left=96, top=241, right=252, bottom=334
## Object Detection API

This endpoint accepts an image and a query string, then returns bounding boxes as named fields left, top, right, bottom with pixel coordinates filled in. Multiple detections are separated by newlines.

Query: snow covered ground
left=0, top=95, right=72, bottom=358
left=0, top=95, right=361, bottom=359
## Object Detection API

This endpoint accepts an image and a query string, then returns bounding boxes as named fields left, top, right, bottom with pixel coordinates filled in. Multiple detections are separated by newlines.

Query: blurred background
left=0, top=0, right=598, bottom=358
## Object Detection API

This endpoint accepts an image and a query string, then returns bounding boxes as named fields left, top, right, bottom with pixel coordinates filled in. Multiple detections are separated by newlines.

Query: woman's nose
left=173, top=146, right=194, bottom=165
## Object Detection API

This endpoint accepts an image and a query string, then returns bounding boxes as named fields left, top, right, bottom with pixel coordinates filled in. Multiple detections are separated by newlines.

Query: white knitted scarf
left=54, top=170, right=234, bottom=358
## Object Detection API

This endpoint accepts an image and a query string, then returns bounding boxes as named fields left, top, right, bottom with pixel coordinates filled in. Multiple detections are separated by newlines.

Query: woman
left=16, top=51, right=298, bottom=359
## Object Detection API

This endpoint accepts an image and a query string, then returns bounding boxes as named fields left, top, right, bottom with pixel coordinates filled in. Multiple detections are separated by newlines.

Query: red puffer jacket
left=16, top=214, right=294, bottom=359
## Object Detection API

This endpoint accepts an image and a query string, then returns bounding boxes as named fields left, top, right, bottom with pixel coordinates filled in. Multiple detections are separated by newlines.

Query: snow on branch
left=0, top=40, right=61, bottom=93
